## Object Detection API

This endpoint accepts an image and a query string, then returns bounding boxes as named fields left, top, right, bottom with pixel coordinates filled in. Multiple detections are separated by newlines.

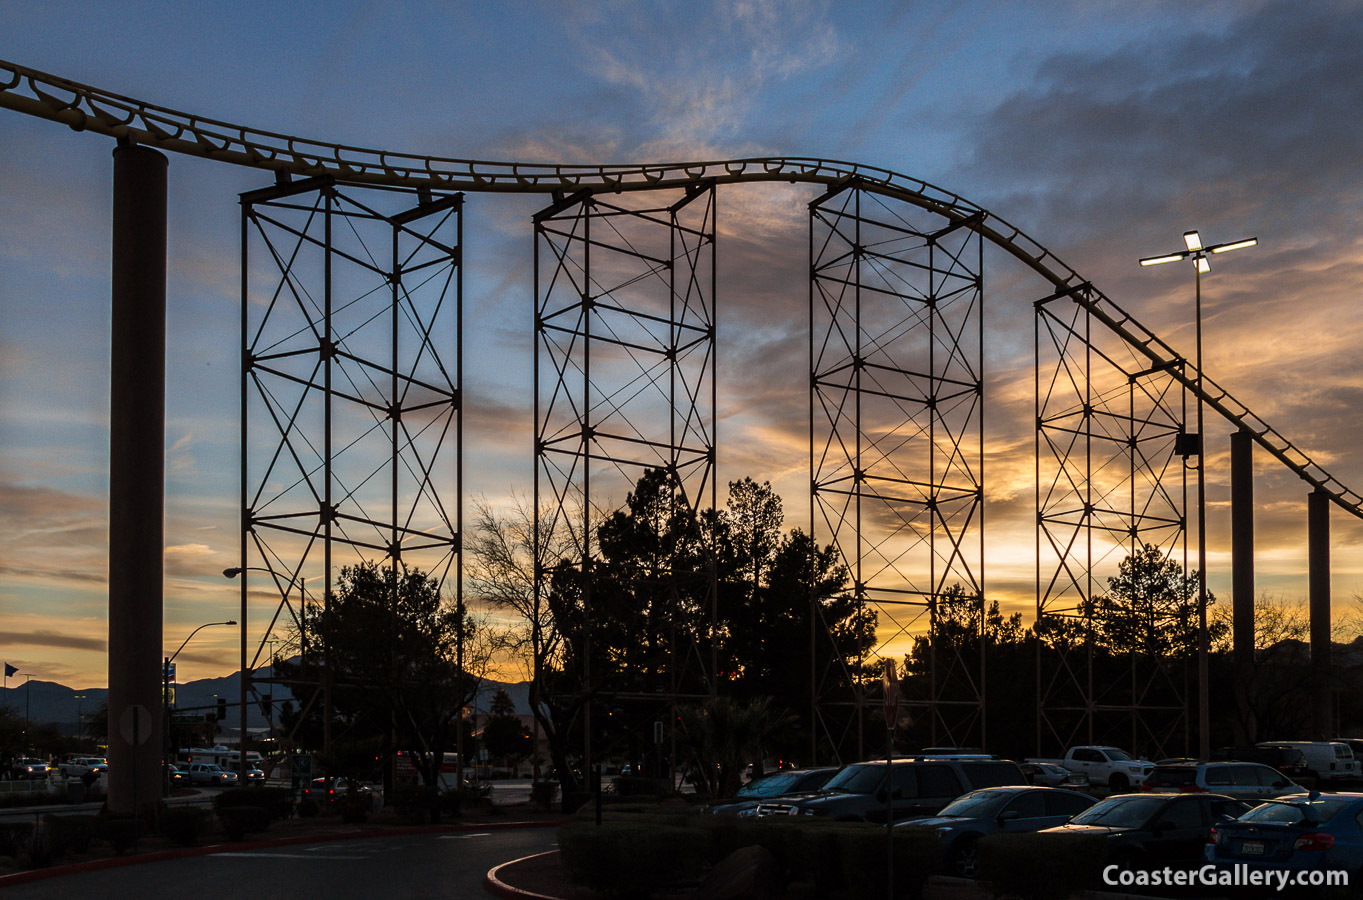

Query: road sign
left=882, top=660, right=899, bottom=729
left=118, top=704, right=153, bottom=746
left=171, top=713, right=207, bottom=725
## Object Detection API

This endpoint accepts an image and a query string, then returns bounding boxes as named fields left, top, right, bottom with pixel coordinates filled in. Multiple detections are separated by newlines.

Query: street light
left=223, top=566, right=320, bottom=783
left=163, top=619, right=235, bottom=796
left=1140, top=229, right=1257, bottom=759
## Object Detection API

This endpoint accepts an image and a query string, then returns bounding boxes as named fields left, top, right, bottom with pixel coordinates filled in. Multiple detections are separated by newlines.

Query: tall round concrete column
left=107, top=143, right=167, bottom=817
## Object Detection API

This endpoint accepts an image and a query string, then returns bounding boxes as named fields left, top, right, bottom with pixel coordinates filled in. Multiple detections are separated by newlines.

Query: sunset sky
left=4, top=0, right=1363, bottom=689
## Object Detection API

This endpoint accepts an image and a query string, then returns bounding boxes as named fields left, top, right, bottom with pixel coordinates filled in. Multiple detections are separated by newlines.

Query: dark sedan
left=1040, top=792, right=1250, bottom=868
left=708, top=767, right=840, bottom=816
left=899, top=785, right=1096, bottom=877
left=1207, top=792, right=1363, bottom=884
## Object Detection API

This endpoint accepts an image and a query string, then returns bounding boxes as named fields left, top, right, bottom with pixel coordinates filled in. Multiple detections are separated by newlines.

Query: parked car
left=302, top=776, right=375, bottom=805
left=186, top=762, right=239, bottom=786
left=755, top=757, right=1027, bottom=822
left=708, top=767, right=840, bottom=816
left=1211, top=745, right=1310, bottom=783
left=1206, top=792, right=1363, bottom=880
left=10, top=758, right=51, bottom=780
left=1019, top=762, right=1089, bottom=788
left=1258, top=741, right=1357, bottom=782
left=1040, top=792, right=1250, bottom=867
left=898, top=785, right=1096, bottom=877
left=1141, top=762, right=1303, bottom=802
left=58, top=757, right=108, bottom=778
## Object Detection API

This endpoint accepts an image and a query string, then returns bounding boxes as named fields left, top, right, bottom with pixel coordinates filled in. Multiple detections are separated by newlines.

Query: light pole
left=223, top=566, right=318, bottom=782
left=1140, top=229, right=1257, bottom=759
left=21, top=673, right=32, bottom=742
left=74, top=694, right=85, bottom=748
left=163, top=619, right=235, bottom=795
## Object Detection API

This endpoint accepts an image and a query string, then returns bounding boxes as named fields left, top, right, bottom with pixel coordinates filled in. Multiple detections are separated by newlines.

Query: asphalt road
left=4, top=827, right=558, bottom=900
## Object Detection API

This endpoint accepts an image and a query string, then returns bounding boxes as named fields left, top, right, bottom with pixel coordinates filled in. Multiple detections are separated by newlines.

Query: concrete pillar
left=107, top=143, right=167, bottom=817
left=1230, top=430, right=1254, bottom=743
left=1309, top=489, right=1331, bottom=739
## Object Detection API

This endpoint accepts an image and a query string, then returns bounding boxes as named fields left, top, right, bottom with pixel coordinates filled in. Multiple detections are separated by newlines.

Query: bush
left=42, top=814, right=97, bottom=857
left=391, top=784, right=441, bottom=823
left=559, top=821, right=708, bottom=898
left=215, top=786, right=293, bottom=821
left=160, top=806, right=211, bottom=846
left=95, top=814, right=140, bottom=855
left=218, top=806, right=270, bottom=841
left=612, top=775, right=670, bottom=798
left=977, top=832, right=1108, bottom=900
left=0, top=823, right=36, bottom=859
left=297, top=797, right=320, bottom=818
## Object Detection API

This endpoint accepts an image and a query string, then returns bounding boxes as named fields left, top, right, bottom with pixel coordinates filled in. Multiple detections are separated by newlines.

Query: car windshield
left=821, top=764, right=884, bottom=794
left=1070, top=796, right=1165, bottom=828
left=1104, top=749, right=1134, bottom=762
left=1240, top=797, right=1350, bottom=826
left=734, top=772, right=802, bottom=798
left=938, top=790, right=1012, bottom=818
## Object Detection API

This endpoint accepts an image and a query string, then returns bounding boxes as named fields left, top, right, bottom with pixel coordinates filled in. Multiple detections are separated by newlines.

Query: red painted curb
left=0, top=818, right=568, bottom=888
left=483, top=850, right=564, bottom=900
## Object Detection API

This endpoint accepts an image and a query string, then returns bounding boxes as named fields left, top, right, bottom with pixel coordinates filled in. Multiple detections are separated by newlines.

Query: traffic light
left=216, top=697, right=227, bottom=722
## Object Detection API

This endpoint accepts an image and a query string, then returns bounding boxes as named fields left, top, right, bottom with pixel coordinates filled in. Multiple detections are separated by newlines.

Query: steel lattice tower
left=239, top=177, right=462, bottom=750
left=810, top=180, right=985, bottom=761
left=534, top=184, right=718, bottom=775
left=1035, top=284, right=1190, bottom=757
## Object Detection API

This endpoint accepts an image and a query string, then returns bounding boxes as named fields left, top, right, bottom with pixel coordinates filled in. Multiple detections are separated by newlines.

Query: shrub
left=612, top=775, right=669, bottom=798
left=160, top=806, right=211, bottom=846
left=215, top=786, right=293, bottom=821
left=0, top=823, right=36, bottom=858
left=977, top=832, right=1108, bottom=900
left=297, top=797, right=320, bottom=818
left=218, top=806, right=270, bottom=841
left=391, top=784, right=441, bottom=823
left=559, top=821, right=708, bottom=898
left=42, top=814, right=98, bottom=857
left=95, top=814, right=140, bottom=855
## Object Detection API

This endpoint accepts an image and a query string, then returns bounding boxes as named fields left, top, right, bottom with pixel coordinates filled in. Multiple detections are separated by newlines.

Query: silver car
left=1141, top=762, right=1301, bottom=801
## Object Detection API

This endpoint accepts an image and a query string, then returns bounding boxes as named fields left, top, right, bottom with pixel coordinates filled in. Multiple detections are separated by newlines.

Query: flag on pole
left=3, top=663, right=16, bottom=678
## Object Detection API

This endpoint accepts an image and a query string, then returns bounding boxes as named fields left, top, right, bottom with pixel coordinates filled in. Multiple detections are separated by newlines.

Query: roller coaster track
left=4, top=58, right=1358, bottom=519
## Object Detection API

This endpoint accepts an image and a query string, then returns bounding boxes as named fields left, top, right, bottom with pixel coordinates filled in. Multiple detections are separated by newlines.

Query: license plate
left=1240, top=840, right=1265, bottom=856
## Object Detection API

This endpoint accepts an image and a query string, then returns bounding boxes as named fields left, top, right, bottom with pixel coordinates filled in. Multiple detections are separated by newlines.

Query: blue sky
left=4, top=0, right=1363, bottom=687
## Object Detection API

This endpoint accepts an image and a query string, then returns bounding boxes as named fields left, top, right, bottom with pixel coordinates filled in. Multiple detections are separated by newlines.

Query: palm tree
left=677, top=696, right=793, bottom=797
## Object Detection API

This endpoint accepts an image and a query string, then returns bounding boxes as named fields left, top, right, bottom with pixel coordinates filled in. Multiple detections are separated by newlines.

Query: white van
left=1257, top=741, right=1357, bottom=782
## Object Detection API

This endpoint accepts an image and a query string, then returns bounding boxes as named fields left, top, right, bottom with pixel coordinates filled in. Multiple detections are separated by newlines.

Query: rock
left=693, top=844, right=782, bottom=900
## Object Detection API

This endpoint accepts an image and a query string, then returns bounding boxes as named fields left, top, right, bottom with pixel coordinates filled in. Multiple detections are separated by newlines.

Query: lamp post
left=21, top=673, right=32, bottom=742
left=1140, top=230, right=1257, bottom=759
left=74, top=693, right=85, bottom=748
left=163, top=619, right=235, bottom=795
left=223, top=566, right=318, bottom=783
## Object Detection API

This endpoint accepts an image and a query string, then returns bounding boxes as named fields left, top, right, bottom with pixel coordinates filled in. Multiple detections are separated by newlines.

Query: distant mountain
left=2, top=670, right=532, bottom=736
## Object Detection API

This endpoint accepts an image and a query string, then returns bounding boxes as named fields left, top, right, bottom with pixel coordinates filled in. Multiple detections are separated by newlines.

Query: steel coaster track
left=4, top=57, right=1357, bottom=520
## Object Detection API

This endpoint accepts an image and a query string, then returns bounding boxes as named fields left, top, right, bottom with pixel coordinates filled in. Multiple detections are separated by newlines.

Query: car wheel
left=951, top=836, right=982, bottom=879
left=1108, top=773, right=1129, bottom=792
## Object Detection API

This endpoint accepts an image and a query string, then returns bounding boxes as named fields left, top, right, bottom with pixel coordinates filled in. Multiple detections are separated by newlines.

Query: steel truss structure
left=1035, top=284, right=1191, bottom=757
left=534, top=185, right=718, bottom=771
left=811, top=181, right=985, bottom=761
left=12, top=59, right=1363, bottom=784
left=239, top=177, right=462, bottom=745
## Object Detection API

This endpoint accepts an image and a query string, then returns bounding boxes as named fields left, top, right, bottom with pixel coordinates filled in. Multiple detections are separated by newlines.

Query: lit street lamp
left=163, top=619, right=235, bottom=796
left=1140, top=229, right=1257, bottom=759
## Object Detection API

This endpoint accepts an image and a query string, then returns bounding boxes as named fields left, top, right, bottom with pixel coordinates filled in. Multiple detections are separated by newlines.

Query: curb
left=0, top=818, right=567, bottom=888
left=483, top=850, right=564, bottom=900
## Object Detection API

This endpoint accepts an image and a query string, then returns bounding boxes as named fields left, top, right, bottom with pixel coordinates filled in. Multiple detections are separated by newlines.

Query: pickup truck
left=58, top=757, right=108, bottom=778
left=1026, top=746, right=1153, bottom=792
